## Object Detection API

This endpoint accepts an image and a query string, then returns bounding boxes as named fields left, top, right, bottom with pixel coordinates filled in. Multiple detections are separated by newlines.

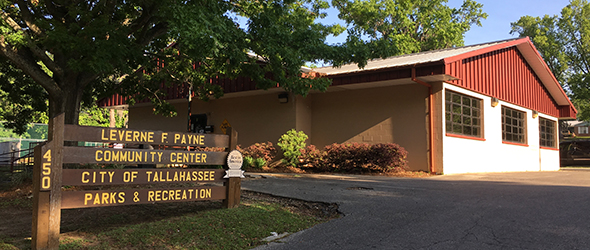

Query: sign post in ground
left=31, top=114, right=242, bottom=250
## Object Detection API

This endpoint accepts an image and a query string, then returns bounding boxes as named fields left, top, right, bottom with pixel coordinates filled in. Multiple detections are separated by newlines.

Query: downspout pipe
left=187, top=83, right=193, bottom=133
left=411, top=67, right=436, bottom=174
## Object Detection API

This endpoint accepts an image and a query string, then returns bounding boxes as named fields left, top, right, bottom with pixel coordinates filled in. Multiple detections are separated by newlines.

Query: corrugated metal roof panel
left=447, top=47, right=564, bottom=117
left=314, top=38, right=521, bottom=75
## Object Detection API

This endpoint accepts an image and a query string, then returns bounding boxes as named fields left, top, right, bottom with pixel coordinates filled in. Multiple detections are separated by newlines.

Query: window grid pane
left=539, top=118, right=555, bottom=148
left=502, top=106, right=526, bottom=144
left=445, top=91, right=482, bottom=137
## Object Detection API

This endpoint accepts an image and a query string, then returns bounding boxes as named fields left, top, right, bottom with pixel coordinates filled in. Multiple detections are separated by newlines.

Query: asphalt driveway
left=242, top=170, right=590, bottom=250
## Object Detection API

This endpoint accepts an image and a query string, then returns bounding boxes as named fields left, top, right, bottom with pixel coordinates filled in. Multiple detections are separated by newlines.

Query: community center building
left=101, top=37, right=577, bottom=174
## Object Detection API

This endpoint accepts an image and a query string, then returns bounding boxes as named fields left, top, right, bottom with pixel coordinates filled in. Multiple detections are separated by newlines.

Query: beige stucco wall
left=128, top=102, right=189, bottom=133
left=310, top=83, right=430, bottom=171
left=191, top=93, right=298, bottom=146
left=128, top=92, right=300, bottom=147
left=295, top=95, right=313, bottom=137
left=128, top=84, right=431, bottom=171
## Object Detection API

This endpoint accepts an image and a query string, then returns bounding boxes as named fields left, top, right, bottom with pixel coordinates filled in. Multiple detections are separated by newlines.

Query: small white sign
left=225, top=150, right=244, bottom=178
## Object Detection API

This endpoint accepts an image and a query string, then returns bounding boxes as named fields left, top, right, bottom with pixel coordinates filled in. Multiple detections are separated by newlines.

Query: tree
left=0, top=57, right=48, bottom=134
left=0, top=0, right=487, bottom=132
left=332, top=0, right=488, bottom=58
left=510, top=0, right=590, bottom=120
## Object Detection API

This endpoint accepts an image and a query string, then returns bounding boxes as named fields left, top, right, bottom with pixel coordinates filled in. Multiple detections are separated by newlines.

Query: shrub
left=237, top=142, right=277, bottom=163
left=242, top=156, right=254, bottom=168
left=368, top=143, right=408, bottom=171
left=322, top=143, right=407, bottom=173
left=299, top=145, right=327, bottom=171
left=253, top=158, right=267, bottom=169
left=277, top=129, right=308, bottom=167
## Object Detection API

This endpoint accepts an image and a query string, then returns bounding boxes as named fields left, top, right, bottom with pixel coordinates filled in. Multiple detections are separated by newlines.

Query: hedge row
left=300, top=143, right=408, bottom=173
left=239, top=141, right=408, bottom=173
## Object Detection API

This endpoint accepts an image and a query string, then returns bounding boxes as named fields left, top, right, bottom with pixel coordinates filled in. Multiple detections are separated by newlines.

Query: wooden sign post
left=31, top=114, right=243, bottom=250
left=32, top=114, right=64, bottom=250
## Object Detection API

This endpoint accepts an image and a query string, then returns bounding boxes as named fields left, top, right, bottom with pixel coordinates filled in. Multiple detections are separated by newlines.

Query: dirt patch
left=0, top=183, right=339, bottom=249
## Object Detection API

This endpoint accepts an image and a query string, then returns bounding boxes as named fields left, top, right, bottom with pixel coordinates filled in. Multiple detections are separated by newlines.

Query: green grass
left=58, top=202, right=322, bottom=250
left=0, top=201, right=327, bottom=250
left=0, top=198, right=31, bottom=209
left=0, top=180, right=334, bottom=250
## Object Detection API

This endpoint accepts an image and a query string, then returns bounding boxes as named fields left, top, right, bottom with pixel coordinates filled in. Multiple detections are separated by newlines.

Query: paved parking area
left=243, top=170, right=590, bottom=250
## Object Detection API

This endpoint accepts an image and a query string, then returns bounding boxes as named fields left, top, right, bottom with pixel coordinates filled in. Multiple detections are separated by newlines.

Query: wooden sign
left=63, top=125, right=229, bottom=147
left=62, top=147, right=227, bottom=165
left=32, top=114, right=242, bottom=250
left=61, top=186, right=226, bottom=209
left=62, top=169, right=225, bottom=185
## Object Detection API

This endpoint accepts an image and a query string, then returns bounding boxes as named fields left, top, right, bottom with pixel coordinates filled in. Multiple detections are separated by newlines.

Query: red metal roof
left=446, top=46, right=565, bottom=117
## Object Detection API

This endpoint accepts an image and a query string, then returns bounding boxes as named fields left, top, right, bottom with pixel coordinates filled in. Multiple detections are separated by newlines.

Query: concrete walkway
left=243, top=170, right=590, bottom=250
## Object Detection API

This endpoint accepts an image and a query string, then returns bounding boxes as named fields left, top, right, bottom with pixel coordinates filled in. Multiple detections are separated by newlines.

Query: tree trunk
left=48, top=85, right=83, bottom=126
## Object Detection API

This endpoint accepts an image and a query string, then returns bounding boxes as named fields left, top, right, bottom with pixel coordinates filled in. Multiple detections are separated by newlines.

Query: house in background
left=571, top=121, right=590, bottom=136
left=101, top=37, right=576, bottom=174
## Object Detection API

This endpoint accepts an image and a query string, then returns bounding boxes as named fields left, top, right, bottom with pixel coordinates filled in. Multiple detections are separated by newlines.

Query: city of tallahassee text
left=79, top=169, right=218, bottom=184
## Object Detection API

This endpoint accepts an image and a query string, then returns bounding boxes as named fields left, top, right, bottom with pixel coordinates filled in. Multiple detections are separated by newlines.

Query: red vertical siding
left=446, top=47, right=561, bottom=117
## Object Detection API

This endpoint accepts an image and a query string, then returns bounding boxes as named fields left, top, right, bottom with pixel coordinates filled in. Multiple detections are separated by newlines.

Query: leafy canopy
left=333, top=0, right=488, bottom=59
left=0, top=0, right=486, bottom=133
left=511, top=0, right=590, bottom=120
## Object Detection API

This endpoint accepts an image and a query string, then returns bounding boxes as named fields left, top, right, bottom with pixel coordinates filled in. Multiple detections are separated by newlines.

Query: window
left=539, top=118, right=556, bottom=148
left=445, top=90, right=482, bottom=137
left=579, top=126, right=589, bottom=134
left=502, top=106, right=526, bottom=144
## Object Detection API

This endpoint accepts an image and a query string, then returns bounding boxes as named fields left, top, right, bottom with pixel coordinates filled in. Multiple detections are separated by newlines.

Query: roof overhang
left=317, top=74, right=457, bottom=92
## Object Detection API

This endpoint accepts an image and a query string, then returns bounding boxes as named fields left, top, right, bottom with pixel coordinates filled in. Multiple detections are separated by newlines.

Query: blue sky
left=323, top=0, right=572, bottom=46
left=448, top=0, right=571, bottom=45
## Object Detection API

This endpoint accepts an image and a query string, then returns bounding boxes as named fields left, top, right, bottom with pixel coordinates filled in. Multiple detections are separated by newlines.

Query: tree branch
left=0, top=10, right=64, bottom=77
left=45, top=1, right=68, bottom=23
left=128, top=3, right=157, bottom=35
left=15, top=0, right=44, bottom=36
left=0, top=36, right=60, bottom=97
left=136, top=22, right=169, bottom=46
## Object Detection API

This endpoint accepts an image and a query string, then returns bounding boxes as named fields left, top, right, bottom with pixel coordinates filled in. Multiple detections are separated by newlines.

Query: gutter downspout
left=411, top=67, right=436, bottom=174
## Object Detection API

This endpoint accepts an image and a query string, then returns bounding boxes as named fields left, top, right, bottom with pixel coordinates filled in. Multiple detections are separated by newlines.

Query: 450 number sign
left=40, top=149, right=52, bottom=190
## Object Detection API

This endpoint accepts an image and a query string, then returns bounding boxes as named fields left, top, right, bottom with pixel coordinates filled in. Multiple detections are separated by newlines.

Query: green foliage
left=243, top=156, right=254, bottom=168
left=28, top=124, right=47, bottom=140
left=277, top=129, right=308, bottom=167
left=510, top=0, right=590, bottom=120
left=0, top=0, right=487, bottom=130
left=253, top=157, right=267, bottom=169
left=0, top=123, right=22, bottom=139
left=331, top=0, right=488, bottom=63
left=573, top=99, right=590, bottom=121
left=0, top=60, right=48, bottom=134
left=79, top=106, right=127, bottom=128
left=0, top=122, right=47, bottom=140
